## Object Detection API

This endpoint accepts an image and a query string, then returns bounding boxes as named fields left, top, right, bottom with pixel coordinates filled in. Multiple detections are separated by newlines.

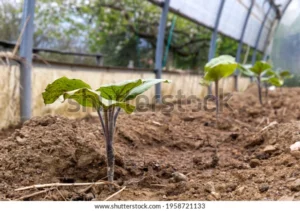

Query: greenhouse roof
left=150, top=0, right=291, bottom=51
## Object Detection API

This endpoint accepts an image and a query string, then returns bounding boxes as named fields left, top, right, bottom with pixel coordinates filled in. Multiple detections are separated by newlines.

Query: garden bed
left=1, top=86, right=300, bottom=201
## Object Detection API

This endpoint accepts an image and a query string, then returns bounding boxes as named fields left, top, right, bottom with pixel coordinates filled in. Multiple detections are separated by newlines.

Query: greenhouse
left=0, top=0, right=300, bottom=205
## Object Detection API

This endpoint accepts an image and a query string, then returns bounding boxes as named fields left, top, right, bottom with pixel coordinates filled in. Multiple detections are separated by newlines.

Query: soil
left=1, top=86, right=300, bottom=201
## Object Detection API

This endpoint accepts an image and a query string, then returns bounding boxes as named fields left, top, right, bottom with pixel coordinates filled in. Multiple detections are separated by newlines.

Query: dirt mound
left=1, top=87, right=300, bottom=200
left=0, top=116, right=128, bottom=199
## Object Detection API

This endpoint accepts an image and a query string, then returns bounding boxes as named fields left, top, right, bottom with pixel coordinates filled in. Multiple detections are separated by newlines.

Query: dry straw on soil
left=0, top=64, right=20, bottom=128
left=0, top=45, right=23, bottom=129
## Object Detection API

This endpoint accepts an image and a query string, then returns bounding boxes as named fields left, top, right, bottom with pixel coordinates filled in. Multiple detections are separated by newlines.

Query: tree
left=0, top=0, right=21, bottom=42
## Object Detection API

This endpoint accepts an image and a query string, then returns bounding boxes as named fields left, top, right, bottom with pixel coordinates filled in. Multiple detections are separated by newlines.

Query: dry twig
left=260, top=121, right=278, bottom=133
left=16, top=188, right=55, bottom=200
left=104, top=186, right=126, bottom=201
left=256, top=117, right=266, bottom=128
left=15, top=181, right=119, bottom=191
left=282, top=107, right=287, bottom=116
left=150, top=184, right=167, bottom=187
left=56, top=188, right=67, bottom=201
left=78, top=177, right=107, bottom=194
left=13, top=17, right=30, bottom=55
left=0, top=17, right=30, bottom=64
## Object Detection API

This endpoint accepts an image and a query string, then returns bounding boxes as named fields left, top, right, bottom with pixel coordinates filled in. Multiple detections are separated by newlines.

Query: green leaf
left=204, top=55, right=237, bottom=81
left=63, top=88, right=101, bottom=108
left=250, top=61, right=271, bottom=76
left=238, top=64, right=255, bottom=77
left=114, top=102, right=135, bottom=114
left=267, top=76, right=284, bottom=87
left=63, top=88, right=135, bottom=113
left=279, top=70, right=293, bottom=79
left=42, top=76, right=91, bottom=104
left=43, top=77, right=171, bottom=114
left=125, top=79, right=172, bottom=101
left=96, top=79, right=143, bottom=101
left=96, top=78, right=171, bottom=102
left=261, top=69, right=277, bottom=82
left=263, top=69, right=276, bottom=77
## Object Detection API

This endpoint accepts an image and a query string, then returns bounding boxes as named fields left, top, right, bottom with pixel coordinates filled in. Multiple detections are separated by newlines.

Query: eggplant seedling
left=200, top=55, right=237, bottom=117
left=266, top=70, right=293, bottom=91
left=239, top=61, right=271, bottom=105
left=42, top=77, right=170, bottom=187
left=261, top=69, right=277, bottom=100
left=264, top=70, right=282, bottom=87
left=278, top=70, right=293, bottom=83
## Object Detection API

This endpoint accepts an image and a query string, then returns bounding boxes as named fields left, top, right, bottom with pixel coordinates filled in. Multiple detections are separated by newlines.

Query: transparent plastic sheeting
left=271, top=0, right=300, bottom=74
left=153, top=0, right=290, bottom=52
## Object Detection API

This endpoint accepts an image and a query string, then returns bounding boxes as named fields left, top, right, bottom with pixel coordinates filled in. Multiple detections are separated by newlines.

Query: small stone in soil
left=84, top=193, right=94, bottom=201
left=211, top=191, right=220, bottom=200
left=259, top=183, right=269, bottom=192
left=16, top=136, right=26, bottom=144
left=204, top=182, right=215, bottom=193
left=290, top=179, right=300, bottom=191
left=249, top=159, right=260, bottom=168
left=256, top=152, right=270, bottom=160
left=263, top=145, right=277, bottom=153
left=226, top=183, right=238, bottom=192
left=172, top=172, right=188, bottom=183
left=236, top=186, right=245, bottom=195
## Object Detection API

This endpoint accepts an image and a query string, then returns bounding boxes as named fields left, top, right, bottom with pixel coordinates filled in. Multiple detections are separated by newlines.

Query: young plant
left=200, top=55, right=238, bottom=117
left=266, top=70, right=293, bottom=91
left=239, top=61, right=271, bottom=105
left=42, top=77, right=170, bottom=187
left=278, top=70, right=293, bottom=83
left=257, top=69, right=292, bottom=92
